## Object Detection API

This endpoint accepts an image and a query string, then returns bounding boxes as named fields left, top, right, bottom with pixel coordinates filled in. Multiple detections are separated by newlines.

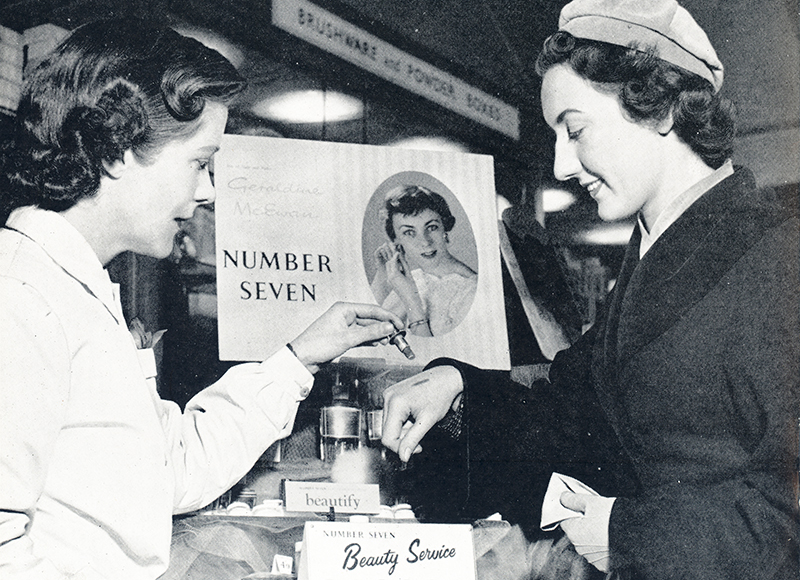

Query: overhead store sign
left=272, top=0, right=520, bottom=140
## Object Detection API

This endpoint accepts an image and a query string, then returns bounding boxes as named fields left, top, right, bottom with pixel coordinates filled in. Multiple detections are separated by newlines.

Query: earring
left=445, top=232, right=450, bottom=243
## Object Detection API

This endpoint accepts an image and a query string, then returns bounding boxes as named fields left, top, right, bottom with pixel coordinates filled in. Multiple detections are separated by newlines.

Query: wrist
left=450, top=392, right=463, bottom=413
left=432, top=364, right=464, bottom=404
left=286, top=342, right=319, bottom=374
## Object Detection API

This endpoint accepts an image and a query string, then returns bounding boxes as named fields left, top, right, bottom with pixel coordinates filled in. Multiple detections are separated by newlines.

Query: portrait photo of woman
left=366, top=182, right=478, bottom=337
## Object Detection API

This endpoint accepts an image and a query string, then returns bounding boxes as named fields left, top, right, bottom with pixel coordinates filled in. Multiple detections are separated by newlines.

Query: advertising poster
left=215, top=135, right=509, bottom=369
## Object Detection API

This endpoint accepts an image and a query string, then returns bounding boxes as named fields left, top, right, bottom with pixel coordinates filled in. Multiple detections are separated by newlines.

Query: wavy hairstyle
left=0, top=18, right=245, bottom=222
left=383, top=185, right=456, bottom=241
left=535, top=31, right=735, bottom=168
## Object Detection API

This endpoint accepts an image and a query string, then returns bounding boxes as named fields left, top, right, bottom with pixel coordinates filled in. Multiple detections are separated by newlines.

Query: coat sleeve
left=408, top=331, right=638, bottom=537
left=0, top=279, right=73, bottom=579
left=161, top=348, right=314, bottom=513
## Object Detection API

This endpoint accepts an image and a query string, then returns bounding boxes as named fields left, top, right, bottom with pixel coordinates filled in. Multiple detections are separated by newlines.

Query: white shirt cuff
left=260, top=346, right=314, bottom=400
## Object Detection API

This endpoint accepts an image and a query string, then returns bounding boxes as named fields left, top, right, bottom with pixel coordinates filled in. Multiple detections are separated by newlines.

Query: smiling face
left=392, top=209, right=449, bottom=270
left=110, top=102, right=228, bottom=259
left=540, top=64, right=671, bottom=224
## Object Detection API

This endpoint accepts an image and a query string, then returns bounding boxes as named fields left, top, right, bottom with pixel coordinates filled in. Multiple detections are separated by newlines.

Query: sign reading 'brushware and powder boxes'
left=298, top=521, right=476, bottom=580
left=214, top=135, right=510, bottom=370
left=271, top=0, right=520, bottom=140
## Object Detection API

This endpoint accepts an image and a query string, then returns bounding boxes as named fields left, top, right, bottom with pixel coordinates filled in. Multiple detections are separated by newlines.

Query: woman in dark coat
left=380, top=1, right=799, bottom=578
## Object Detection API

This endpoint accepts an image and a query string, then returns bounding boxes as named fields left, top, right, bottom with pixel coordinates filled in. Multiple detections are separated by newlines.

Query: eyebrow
left=555, top=108, right=580, bottom=125
left=196, top=145, right=220, bottom=155
left=400, top=217, right=440, bottom=229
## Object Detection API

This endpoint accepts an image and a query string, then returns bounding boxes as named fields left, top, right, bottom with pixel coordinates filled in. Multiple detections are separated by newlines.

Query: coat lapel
left=590, top=169, right=786, bottom=442
left=589, top=227, right=641, bottom=458
left=613, top=169, right=781, bottom=368
left=592, top=169, right=786, bottom=427
left=599, top=227, right=640, bottom=389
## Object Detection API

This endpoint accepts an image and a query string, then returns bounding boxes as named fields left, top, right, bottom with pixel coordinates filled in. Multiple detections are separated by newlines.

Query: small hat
left=559, top=0, right=724, bottom=92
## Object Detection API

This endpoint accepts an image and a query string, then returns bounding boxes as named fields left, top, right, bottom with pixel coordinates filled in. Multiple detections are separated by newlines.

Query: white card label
left=283, top=480, right=381, bottom=514
left=298, top=521, right=475, bottom=580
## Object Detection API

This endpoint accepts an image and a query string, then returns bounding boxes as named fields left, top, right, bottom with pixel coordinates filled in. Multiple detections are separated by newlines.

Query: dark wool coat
left=407, top=168, right=799, bottom=580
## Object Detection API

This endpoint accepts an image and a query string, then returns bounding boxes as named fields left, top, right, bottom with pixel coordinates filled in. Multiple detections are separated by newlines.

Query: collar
left=638, top=159, right=734, bottom=258
left=6, top=206, right=125, bottom=324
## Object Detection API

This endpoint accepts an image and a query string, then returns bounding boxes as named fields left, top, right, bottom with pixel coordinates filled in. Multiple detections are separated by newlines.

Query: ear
left=102, top=150, right=135, bottom=179
left=657, top=112, right=675, bottom=137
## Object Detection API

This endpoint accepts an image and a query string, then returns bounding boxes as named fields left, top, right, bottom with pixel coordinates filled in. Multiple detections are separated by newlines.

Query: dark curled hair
left=0, top=18, right=245, bottom=222
left=535, top=31, right=735, bottom=168
left=384, top=185, right=456, bottom=240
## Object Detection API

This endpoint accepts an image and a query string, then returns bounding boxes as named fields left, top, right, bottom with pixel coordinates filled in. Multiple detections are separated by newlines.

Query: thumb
left=560, top=491, right=587, bottom=514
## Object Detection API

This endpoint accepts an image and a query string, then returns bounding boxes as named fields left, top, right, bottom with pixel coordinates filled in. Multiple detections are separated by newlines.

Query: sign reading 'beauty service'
left=298, top=521, right=475, bottom=580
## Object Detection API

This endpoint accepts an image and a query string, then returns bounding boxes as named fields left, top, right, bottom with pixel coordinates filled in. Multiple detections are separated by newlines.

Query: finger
left=380, top=398, right=408, bottom=454
left=397, top=250, right=409, bottom=267
left=558, top=516, right=581, bottom=536
left=397, top=418, right=433, bottom=463
left=380, top=407, right=424, bottom=457
left=349, top=304, right=403, bottom=328
left=397, top=421, right=424, bottom=454
left=399, top=420, right=414, bottom=436
left=351, top=323, right=400, bottom=348
left=575, top=548, right=608, bottom=556
left=381, top=431, right=403, bottom=455
left=355, top=317, right=388, bottom=328
left=353, top=320, right=399, bottom=344
left=560, top=491, right=587, bottom=514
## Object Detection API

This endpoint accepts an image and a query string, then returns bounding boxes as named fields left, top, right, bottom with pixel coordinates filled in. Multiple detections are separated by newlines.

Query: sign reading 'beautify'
left=283, top=480, right=381, bottom=514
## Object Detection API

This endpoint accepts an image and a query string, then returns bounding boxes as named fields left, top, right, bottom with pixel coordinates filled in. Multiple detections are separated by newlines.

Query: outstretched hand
left=381, top=365, right=464, bottom=462
left=288, top=302, right=402, bottom=373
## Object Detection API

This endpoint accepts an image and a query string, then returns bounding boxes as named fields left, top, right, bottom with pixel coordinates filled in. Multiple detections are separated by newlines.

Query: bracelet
left=407, top=319, right=428, bottom=330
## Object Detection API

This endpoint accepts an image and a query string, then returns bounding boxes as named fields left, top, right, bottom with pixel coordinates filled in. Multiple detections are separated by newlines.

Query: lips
left=173, top=215, right=196, bottom=230
left=583, top=179, right=603, bottom=197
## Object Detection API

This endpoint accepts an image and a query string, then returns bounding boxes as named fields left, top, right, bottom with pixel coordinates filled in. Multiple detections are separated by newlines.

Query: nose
left=195, top=169, right=216, bottom=205
left=552, top=135, right=581, bottom=182
left=422, top=230, right=434, bottom=245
